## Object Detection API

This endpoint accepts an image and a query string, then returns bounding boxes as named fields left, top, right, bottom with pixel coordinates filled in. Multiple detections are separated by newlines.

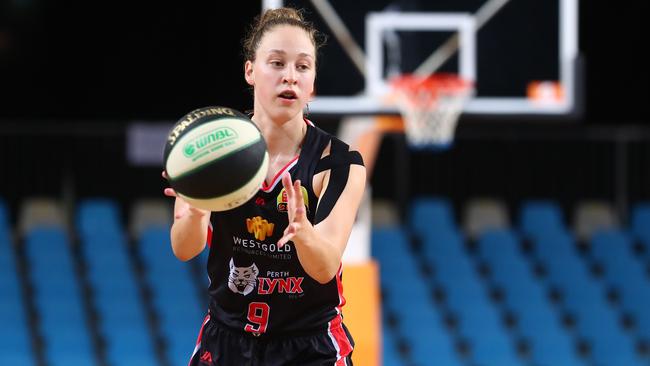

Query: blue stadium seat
left=475, top=229, right=521, bottom=266
left=421, top=228, right=466, bottom=257
left=519, top=200, right=566, bottom=238
left=138, top=227, right=205, bottom=366
left=103, top=325, right=158, bottom=366
left=531, top=234, right=591, bottom=351
left=77, top=200, right=157, bottom=366
left=548, top=261, right=606, bottom=322
left=0, top=233, right=36, bottom=366
left=530, top=229, right=579, bottom=264
left=372, top=227, right=462, bottom=366
left=631, top=202, right=650, bottom=257
left=524, top=327, right=581, bottom=366
left=408, top=197, right=457, bottom=236
left=382, top=328, right=406, bottom=366
left=418, top=230, right=519, bottom=365
left=529, top=232, right=627, bottom=365
left=589, top=230, right=650, bottom=348
left=24, top=227, right=96, bottom=365
left=76, top=198, right=122, bottom=239
left=0, top=353, right=36, bottom=366
left=590, top=230, right=649, bottom=300
left=574, top=305, right=641, bottom=366
left=474, top=229, right=581, bottom=365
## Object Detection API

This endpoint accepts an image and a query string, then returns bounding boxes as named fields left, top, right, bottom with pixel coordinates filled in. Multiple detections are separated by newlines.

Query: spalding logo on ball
left=164, top=106, right=269, bottom=211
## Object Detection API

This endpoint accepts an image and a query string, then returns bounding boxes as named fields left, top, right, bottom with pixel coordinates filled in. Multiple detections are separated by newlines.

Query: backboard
left=262, top=0, right=580, bottom=117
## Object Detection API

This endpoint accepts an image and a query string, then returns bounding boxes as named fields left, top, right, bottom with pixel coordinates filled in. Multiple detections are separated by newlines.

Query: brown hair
left=243, top=7, right=325, bottom=64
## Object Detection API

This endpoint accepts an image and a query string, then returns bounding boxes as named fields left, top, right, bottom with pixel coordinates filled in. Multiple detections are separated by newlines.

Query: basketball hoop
left=390, top=73, right=474, bottom=149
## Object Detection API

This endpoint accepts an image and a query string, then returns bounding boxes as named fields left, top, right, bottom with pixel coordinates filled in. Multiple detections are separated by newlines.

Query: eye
left=270, top=60, right=284, bottom=68
left=297, top=64, right=311, bottom=71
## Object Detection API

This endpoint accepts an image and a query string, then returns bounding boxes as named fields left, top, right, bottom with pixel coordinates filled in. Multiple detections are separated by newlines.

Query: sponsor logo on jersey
left=246, top=216, right=274, bottom=241
left=276, top=186, right=309, bottom=212
left=232, top=236, right=291, bottom=253
left=200, top=350, right=213, bottom=364
left=227, top=258, right=258, bottom=296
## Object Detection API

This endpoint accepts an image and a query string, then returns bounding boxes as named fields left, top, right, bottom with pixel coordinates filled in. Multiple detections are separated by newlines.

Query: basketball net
left=390, top=73, right=474, bottom=149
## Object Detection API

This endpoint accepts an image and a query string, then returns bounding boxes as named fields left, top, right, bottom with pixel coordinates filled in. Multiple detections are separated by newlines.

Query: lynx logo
left=227, top=259, right=258, bottom=296
left=276, top=186, right=309, bottom=212
left=246, top=216, right=274, bottom=241
left=257, top=277, right=304, bottom=295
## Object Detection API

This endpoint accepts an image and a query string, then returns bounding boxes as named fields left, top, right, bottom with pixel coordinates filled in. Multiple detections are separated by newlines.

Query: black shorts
left=188, top=315, right=355, bottom=366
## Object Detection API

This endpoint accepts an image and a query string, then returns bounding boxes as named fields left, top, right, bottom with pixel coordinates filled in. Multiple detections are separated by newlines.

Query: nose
left=283, top=67, right=297, bottom=85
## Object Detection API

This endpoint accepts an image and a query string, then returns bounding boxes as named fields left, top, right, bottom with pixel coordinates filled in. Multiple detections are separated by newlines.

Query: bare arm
left=163, top=172, right=211, bottom=261
left=278, top=164, right=366, bottom=283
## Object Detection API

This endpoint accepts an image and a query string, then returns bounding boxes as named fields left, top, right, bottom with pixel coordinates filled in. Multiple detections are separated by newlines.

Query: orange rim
left=390, top=73, right=472, bottom=96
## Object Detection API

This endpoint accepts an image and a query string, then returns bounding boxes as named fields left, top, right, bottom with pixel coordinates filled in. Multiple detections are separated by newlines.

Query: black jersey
left=204, top=121, right=362, bottom=348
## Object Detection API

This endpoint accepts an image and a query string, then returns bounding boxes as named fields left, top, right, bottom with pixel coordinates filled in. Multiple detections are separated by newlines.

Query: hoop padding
left=391, top=73, right=474, bottom=148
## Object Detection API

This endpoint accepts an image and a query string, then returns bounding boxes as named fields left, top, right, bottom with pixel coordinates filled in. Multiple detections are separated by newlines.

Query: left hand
left=278, top=172, right=312, bottom=248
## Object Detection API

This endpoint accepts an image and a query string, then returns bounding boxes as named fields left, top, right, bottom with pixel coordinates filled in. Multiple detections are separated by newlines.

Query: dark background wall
left=1, top=1, right=648, bottom=122
left=0, top=0, right=649, bottom=223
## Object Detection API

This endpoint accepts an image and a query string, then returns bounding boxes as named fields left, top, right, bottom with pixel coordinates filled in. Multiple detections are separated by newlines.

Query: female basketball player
left=164, top=7, right=365, bottom=365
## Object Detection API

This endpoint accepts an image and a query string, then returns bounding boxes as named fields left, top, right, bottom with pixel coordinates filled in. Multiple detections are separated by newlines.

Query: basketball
left=163, top=106, right=269, bottom=211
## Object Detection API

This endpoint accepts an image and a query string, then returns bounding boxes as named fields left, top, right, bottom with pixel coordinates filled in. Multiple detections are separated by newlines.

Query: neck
left=251, top=113, right=306, bottom=157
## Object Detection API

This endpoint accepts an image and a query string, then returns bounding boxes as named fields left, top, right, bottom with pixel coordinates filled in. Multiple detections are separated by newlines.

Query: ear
left=244, top=60, right=254, bottom=86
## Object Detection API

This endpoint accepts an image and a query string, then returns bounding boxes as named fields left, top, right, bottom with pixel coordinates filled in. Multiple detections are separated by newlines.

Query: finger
left=164, top=188, right=177, bottom=197
left=282, top=173, right=297, bottom=220
left=294, top=206, right=307, bottom=221
left=293, top=179, right=303, bottom=205
left=162, top=170, right=169, bottom=180
left=290, top=180, right=305, bottom=218
left=286, top=173, right=298, bottom=199
left=278, top=227, right=296, bottom=248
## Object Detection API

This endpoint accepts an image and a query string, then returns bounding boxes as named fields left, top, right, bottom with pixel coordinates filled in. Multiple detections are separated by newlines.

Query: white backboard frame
left=263, top=0, right=580, bottom=116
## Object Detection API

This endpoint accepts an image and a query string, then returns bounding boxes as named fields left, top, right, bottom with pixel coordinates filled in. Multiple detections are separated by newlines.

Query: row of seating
left=3, top=196, right=650, bottom=365
left=377, top=198, right=650, bottom=366
left=0, top=205, right=35, bottom=366
left=411, top=198, right=650, bottom=244
left=0, top=198, right=206, bottom=366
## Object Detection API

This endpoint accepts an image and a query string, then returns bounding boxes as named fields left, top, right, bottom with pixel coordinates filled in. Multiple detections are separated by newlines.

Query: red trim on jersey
left=188, top=314, right=211, bottom=366
left=329, top=319, right=353, bottom=362
left=195, top=314, right=210, bottom=345
left=206, top=222, right=213, bottom=248
left=335, top=263, right=347, bottom=310
left=328, top=264, right=353, bottom=362
left=335, top=357, right=348, bottom=366
left=260, top=119, right=314, bottom=193
left=260, top=155, right=299, bottom=193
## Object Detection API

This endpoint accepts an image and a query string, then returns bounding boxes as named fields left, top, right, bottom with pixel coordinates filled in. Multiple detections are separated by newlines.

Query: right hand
left=162, top=171, right=210, bottom=220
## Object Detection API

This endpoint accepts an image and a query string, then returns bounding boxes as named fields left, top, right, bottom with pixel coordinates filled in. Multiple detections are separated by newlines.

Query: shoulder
left=306, top=123, right=361, bottom=159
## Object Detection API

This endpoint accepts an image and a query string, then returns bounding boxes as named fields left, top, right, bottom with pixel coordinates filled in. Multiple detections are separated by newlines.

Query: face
left=245, top=25, right=316, bottom=122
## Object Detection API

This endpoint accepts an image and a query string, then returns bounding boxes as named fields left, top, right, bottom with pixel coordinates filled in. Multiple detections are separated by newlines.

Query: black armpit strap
left=315, top=151, right=364, bottom=174
left=314, top=140, right=364, bottom=225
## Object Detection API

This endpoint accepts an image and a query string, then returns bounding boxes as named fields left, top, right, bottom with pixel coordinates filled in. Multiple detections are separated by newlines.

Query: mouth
left=278, top=90, right=298, bottom=100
